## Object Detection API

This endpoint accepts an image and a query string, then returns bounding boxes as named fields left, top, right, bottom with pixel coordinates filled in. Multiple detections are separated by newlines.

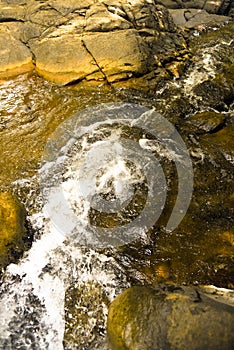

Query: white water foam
left=183, top=39, right=233, bottom=96
left=0, top=207, right=129, bottom=349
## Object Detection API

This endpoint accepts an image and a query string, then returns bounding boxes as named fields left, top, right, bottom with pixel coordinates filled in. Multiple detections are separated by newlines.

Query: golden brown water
left=0, top=72, right=233, bottom=288
left=0, top=73, right=118, bottom=189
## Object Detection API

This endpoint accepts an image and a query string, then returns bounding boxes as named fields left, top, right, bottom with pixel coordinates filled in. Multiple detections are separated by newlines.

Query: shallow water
left=0, top=49, right=233, bottom=349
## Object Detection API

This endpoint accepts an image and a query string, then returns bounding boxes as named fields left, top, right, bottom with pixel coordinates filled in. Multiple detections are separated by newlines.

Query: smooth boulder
left=107, top=285, right=234, bottom=350
left=0, top=192, right=27, bottom=269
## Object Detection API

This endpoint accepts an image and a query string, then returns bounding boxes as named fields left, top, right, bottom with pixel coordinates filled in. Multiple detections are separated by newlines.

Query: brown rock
left=0, top=32, right=33, bottom=79
left=186, top=111, right=225, bottom=134
left=107, top=285, right=234, bottom=350
left=31, top=29, right=148, bottom=84
left=158, top=0, right=231, bottom=15
left=0, top=2, right=26, bottom=21
left=82, top=30, right=148, bottom=82
left=0, top=192, right=26, bottom=269
left=85, top=2, right=132, bottom=32
left=30, top=34, right=97, bottom=85
left=169, top=9, right=230, bottom=29
left=0, top=0, right=188, bottom=84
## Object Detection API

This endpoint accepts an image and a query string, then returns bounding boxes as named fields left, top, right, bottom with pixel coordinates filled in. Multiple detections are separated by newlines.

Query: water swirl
left=40, top=102, right=193, bottom=248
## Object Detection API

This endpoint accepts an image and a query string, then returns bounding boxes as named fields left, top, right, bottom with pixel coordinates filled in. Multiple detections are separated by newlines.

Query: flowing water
left=0, top=28, right=233, bottom=349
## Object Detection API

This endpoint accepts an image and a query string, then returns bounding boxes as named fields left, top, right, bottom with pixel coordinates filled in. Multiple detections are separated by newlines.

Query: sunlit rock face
left=0, top=0, right=232, bottom=84
left=0, top=0, right=186, bottom=84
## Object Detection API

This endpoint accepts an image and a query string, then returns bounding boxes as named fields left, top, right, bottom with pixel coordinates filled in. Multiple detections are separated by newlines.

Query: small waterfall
left=0, top=212, right=129, bottom=349
left=0, top=102, right=193, bottom=349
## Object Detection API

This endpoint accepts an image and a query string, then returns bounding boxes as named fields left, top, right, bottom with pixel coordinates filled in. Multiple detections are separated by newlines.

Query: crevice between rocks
left=0, top=18, right=24, bottom=23
left=81, top=38, right=112, bottom=86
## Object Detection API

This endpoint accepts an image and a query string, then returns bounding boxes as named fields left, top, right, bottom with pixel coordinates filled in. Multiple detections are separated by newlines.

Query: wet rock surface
left=0, top=192, right=27, bottom=270
left=0, top=32, right=33, bottom=79
left=107, top=285, right=234, bottom=350
left=184, top=111, right=226, bottom=134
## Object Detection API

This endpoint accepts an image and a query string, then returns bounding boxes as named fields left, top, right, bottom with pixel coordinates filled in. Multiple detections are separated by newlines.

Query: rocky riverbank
left=0, top=0, right=232, bottom=85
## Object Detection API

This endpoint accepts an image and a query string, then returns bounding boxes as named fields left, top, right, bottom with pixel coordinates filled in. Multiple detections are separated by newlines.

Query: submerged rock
left=107, top=285, right=234, bottom=350
left=185, top=111, right=226, bottom=134
left=63, top=281, right=110, bottom=349
left=0, top=192, right=27, bottom=269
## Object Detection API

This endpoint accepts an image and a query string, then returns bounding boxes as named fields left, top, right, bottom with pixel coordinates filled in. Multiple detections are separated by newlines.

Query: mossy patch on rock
left=0, top=192, right=26, bottom=269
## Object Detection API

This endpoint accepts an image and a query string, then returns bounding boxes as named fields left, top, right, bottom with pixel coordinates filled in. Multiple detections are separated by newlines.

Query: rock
left=193, top=74, right=234, bottom=109
left=157, top=1, right=181, bottom=10
left=0, top=192, right=26, bottom=269
left=185, top=20, right=234, bottom=110
left=0, top=0, right=232, bottom=84
left=158, top=0, right=232, bottom=15
left=186, top=112, right=225, bottom=134
left=107, top=285, right=234, bottom=350
left=169, top=9, right=230, bottom=29
left=31, top=29, right=148, bottom=85
left=82, top=30, right=149, bottom=82
left=0, top=0, right=187, bottom=85
left=30, top=35, right=98, bottom=85
left=29, top=1, right=185, bottom=84
left=229, top=2, right=234, bottom=16
left=84, top=2, right=133, bottom=32
left=0, top=22, right=43, bottom=44
left=199, top=124, right=234, bottom=161
left=0, top=2, right=26, bottom=21
left=0, top=31, right=33, bottom=79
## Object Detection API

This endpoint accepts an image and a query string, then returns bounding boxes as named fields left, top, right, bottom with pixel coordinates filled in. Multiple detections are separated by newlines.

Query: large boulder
left=29, top=0, right=184, bottom=85
left=0, top=0, right=186, bottom=84
left=30, top=29, right=149, bottom=85
left=107, top=285, right=234, bottom=350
